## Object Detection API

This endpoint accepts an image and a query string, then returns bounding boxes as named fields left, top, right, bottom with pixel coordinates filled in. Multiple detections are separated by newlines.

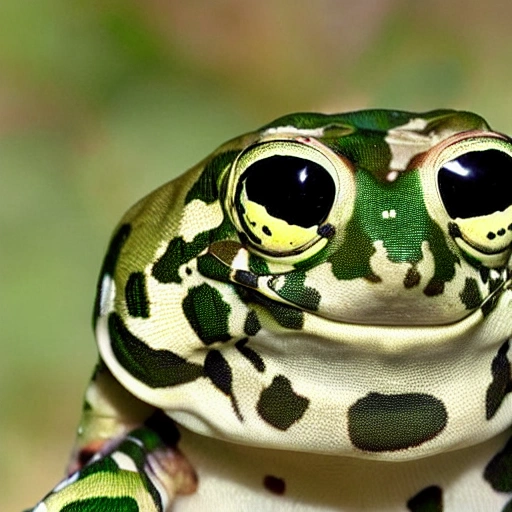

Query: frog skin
left=29, top=109, right=512, bottom=512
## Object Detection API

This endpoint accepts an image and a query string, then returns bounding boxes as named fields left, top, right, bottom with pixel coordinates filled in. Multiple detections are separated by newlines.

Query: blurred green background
left=3, top=1, right=512, bottom=509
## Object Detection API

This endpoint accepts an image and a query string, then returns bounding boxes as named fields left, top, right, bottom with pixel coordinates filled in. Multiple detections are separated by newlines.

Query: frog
left=29, top=109, right=512, bottom=512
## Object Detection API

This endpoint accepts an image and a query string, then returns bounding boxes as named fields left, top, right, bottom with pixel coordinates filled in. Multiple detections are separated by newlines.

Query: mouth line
left=457, top=233, right=510, bottom=256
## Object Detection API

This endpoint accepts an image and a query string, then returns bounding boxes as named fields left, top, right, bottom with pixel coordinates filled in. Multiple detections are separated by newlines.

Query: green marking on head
left=270, top=271, right=321, bottom=311
left=186, top=150, right=239, bottom=205
left=196, top=252, right=232, bottom=283
left=328, top=131, right=392, bottom=182
left=329, top=169, right=458, bottom=292
left=260, top=109, right=423, bottom=133
left=152, top=236, right=198, bottom=284
left=152, top=219, right=236, bottom=284
left=182, top=283, right=232, bottom=344
left=125, top=272, right=150, bottom=318
left=248, top=253, right=270, bottom=275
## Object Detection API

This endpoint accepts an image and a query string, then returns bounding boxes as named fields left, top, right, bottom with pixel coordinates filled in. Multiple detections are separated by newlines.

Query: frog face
left=218, top=112, right=512, bottom=326
left=95, top=109, right=512, bottom=462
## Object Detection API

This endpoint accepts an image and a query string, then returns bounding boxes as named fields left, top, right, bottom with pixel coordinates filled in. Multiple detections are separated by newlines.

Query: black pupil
left=241, top=155, right=336, bottom=228
left=438, top=149, right=512, bottom=219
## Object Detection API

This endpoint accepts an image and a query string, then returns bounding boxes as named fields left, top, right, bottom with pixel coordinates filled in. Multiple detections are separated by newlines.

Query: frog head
left=211, top=109, right=512, bottom=326
left=96, top=109, right=512, bottom=463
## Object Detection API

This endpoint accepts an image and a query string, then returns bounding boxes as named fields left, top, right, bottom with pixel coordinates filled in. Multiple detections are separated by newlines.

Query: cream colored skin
left=30, top=110, right=512, bottom=511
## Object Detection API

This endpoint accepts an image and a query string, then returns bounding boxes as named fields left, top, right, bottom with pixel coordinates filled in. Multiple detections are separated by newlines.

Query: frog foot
left=29, top=423, right=197, bottom=512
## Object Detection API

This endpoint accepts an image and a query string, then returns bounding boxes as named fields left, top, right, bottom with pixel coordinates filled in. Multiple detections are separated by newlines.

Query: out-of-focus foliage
left=3, top=1, right=512, bottom=509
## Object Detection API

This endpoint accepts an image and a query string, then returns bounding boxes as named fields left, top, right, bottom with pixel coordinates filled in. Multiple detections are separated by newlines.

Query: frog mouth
left=449, top=222, right=512, bottom=267
left=456, top=232, right=509, bottom=256
left=207, top=239, right=510, bottom=326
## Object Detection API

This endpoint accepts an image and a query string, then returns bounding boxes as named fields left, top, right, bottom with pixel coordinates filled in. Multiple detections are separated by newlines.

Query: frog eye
left=438, top=149, right=512, bottom=219
left=229, top=140, right=344, bottom=257
left=433, top=136, right=512, bottom=263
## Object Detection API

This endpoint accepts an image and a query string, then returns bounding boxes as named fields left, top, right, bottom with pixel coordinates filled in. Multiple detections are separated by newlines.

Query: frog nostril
left=487, top=232, right=496, bottom=240
left=497, top=228, right=506, bottom=236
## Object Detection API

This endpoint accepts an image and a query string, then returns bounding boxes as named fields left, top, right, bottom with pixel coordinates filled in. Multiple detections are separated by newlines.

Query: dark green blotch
left=125, top=272, right=150, bottom=318
left=261, top=112, right=353, bottom=131
left=236, top=338, right=265, bottom=372
left=484, top=434, right=512, bottom=492
left=480, top=266, right=490, bottom=284
left=486, top=340, right=512, bottom=420
left=270, top=271, right=321, bottom=311
left=260, top=110, right=428, bottom=140
left=328, top=213, right=376, bottom=281
left=204, top=350, right=234, bottom=397
left=238, top=288, right=304, bottom=330
left=151, top=236, right=190, bottom=284
left=460, top=277, right=483, bottom=310
left=329, top=171, right=458, bottom=292
left=93, top=223, right=131, bottom=326
left=348, top=393, right=447, bottom=452
left=406, top=485, right=443, bottom=512
left=257, top=375, right=309, bottom=430
left=182, top=283, right=232, bottom=345
left=152, top=218, right=236, bottom=284
left=197, top=252, right=231, bottom=283
left=249, top=253, right=270, bottom=275
left=204, top=349, right=242, bottom=419
left=108, top=312, right=203, bottom=387
left=244, top=310, right=261, bottom=336
left=185, top=150, right=239, bottom=204
left=62, top=497, right=139, bottom=512
left=264, top=300, right=304, bottom=330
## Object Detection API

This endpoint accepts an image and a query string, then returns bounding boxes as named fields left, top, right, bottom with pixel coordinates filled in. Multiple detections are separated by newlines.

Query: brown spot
left=404, top=266, right=421, bottom=288
left=423, top=280, right=444, bottom=297
left=365, top=273, right=382, bottom=283
left=263, top=475, right=286, bottom=495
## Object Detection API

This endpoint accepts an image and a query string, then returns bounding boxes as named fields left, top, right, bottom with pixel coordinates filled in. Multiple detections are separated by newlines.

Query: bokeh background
left=3, top=1, right=512, bottom=509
